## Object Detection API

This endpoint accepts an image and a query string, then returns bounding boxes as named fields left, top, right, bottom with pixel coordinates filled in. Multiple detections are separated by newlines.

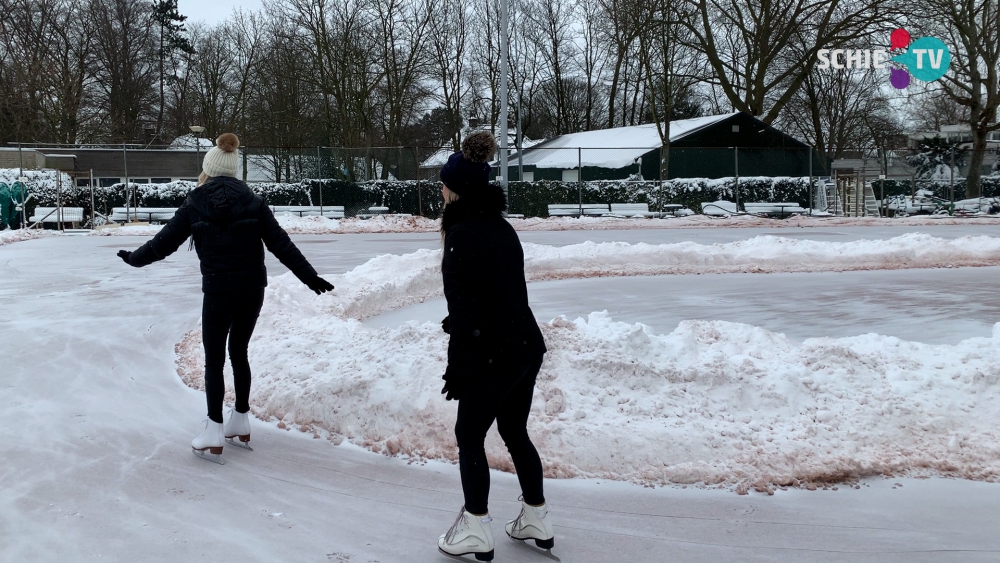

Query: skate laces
left=444, top=508, right=469, bottom=543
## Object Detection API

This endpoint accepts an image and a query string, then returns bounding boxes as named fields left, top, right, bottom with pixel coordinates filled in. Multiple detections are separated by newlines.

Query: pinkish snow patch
left=175, top=234, right=1000, bottom=489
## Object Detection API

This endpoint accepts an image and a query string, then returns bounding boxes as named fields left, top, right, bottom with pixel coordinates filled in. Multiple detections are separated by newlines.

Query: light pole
left=189, top=125, right=205, bottom=179
left=499, top=0, right=509, bottom=204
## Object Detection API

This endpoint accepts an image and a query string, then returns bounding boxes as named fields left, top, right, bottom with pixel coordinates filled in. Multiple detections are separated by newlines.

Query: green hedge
left=866, top=178, right=1000, bottom=200
left=48, top=175, right=1000, bottom=221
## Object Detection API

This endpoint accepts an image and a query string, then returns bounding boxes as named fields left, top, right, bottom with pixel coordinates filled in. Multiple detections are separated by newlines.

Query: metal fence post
left=90, top=169, right=95, bottom=228
left=56, top=169, right=62, bottom=231
left=734, top=147, right=740, bottom=210
left=578, top=147, right=583, bottom=216
left=808, top=146, right=813, bottom=215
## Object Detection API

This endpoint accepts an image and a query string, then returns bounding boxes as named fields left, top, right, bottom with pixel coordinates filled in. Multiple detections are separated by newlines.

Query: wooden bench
left=109, top=207, right=178, bottom=223
left=270, top=205, right=345, bottom=219
left=743, top=202, right=806, bottom=217
left=29, top=207, right=84, bottom=227
left=701, top=201, right=738, bottom=216
left=547, top=203, right=610, bottom=217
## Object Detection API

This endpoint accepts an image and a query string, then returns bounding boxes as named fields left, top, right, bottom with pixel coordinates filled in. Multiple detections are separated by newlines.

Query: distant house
left=419, top=123, right=540, bottom=179
left=500, top=112, right=825, bottom=181
left=4, top=135, right=279, bottom=187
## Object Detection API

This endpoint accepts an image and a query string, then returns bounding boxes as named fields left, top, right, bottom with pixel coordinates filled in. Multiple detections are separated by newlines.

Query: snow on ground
left=174, top=234, right=1000, bottom=489
left=83, top=212, right=1000, bottom=236
left=5, top=230, right=1000, bottom=562
left=0, top=229, right=51, bottom=246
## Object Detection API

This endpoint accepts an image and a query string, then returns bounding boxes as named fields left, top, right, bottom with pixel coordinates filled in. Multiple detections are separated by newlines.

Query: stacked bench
left=270, top=205, right=345, bottom=219
left=29, top=207, right=85, bottom=228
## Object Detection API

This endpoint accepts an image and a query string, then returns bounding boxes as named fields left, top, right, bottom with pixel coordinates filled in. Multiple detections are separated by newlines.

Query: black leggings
left=455, top=356, right=545, bottom=515
left=202, top=289, right=265, bottom=423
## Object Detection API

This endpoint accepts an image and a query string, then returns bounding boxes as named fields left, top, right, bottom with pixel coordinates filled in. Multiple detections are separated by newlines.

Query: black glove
left=305, top=275, right=334, bottom=295
left=441, top=316, right=451, bottom=334
left=441, top=364, right=467, bottom=401
left=117, top=250, right=133, bottom=265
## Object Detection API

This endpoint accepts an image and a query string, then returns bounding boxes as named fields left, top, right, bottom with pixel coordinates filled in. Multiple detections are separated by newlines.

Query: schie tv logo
left=816, top=29, right=950, bottom=89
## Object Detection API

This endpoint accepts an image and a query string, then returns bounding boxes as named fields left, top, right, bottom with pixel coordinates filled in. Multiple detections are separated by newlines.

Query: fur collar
left=440, top=184, right=508, bottom=232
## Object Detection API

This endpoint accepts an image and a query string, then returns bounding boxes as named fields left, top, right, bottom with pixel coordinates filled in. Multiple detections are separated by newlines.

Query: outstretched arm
left=121, top=204, right=193, bottom=267
left=259, top=204, right=332, bottom=294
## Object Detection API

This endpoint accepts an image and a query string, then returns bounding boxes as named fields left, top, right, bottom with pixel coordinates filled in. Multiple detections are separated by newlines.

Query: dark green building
left=501, top=112, right=827, bottom=181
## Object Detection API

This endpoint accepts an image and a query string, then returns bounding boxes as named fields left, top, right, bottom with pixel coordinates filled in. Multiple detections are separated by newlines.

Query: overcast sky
left=177, top=0, right=264, bottom=25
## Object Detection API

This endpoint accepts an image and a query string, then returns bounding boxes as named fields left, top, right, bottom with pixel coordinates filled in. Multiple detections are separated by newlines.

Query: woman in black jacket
left=117, top=133, right=333, bottom=464
left=436, top=132, right=553, bottom=561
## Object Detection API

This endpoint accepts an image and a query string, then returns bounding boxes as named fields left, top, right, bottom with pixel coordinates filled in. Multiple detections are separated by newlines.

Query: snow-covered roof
left=510, top=113, right=737, bottom=169
left=420, top=126, right=540, bottom=168
left=168, top=134, right=215, bottom=150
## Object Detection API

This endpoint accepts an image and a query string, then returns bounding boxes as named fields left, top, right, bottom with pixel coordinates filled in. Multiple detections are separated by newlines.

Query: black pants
left=455, top=356, right=545, bottom=515
left=202, top=289, right=265, bottom=423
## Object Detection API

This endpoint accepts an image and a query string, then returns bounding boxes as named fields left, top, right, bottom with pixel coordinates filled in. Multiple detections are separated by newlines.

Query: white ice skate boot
left=438, top=507, right=494, bottom=561
left=505, top=499, right=554, bottom=550
left=224, top=409, right=252, bottom=450
left=191, top=420, right=225, bottom=464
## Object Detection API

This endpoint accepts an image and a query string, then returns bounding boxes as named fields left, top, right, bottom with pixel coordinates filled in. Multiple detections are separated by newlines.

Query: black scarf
left=440, top=184, right=508, bottom=233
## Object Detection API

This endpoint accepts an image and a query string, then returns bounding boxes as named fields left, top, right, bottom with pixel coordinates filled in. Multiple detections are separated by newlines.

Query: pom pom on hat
left=216, top=133, right=239, bottom=152
left=461, top=131, right=497, bottom=163
left=202, top=133, right=240, bottom=178
left=440, top=131, right=496, bottom=195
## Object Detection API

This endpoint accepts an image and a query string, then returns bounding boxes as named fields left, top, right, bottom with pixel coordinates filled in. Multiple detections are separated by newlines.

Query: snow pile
left=522, top=233, right=1000, bottom=277
left=91, top=224, right=166, bottom=237
left=174, top=235, right=1000, bottom=488
left=0, top=229, right=51, bottom=246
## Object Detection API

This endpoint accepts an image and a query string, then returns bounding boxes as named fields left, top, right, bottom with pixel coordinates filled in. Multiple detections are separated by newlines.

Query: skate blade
left=508, top=535, right=559, bottom=561
left=437, top=547, right=494, bottom=561
left=226, top=437, right=253, bottom=451
left=192, top=447, right=225, bottom=465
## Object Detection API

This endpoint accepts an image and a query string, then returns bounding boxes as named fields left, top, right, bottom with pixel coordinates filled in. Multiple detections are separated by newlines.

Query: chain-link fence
left=6, top=143, right=1000, bottom=226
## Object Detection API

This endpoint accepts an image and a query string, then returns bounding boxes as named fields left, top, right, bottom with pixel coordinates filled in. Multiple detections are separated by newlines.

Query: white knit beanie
left=202, top=133, right=240, bottom=178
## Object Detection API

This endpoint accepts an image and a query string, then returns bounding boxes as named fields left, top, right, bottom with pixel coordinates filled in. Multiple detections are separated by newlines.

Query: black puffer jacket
left=441, top=185, right=546, bottom=398
left=128, top=176, right=317, bottom=293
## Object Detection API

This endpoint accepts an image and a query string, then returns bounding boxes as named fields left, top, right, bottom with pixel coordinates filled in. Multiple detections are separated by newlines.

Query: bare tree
left=89, top=0, right=158, bottom=141
left=682, top=0, right=892, bottom=123
left=373, top=0, right=434, bottom=155
left=428, top=0, right=470, bottom=151
left=525, top=0, right=578, bottom=135
left=927, top=0, right=1000, bottom=197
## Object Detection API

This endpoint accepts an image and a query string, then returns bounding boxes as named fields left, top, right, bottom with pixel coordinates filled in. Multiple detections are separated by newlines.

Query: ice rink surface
left=2, top=224, right=1000, bottom=562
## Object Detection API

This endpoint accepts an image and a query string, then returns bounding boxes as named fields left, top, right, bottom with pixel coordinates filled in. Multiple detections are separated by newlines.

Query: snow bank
left=0, top=229, right=52, bottom=246
left=87, top=212, right=1000, bottom=237
left=174, top=235, right=1000, bottom=488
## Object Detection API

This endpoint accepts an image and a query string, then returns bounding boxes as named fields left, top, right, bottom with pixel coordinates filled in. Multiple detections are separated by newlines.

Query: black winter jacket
left=128, top=176, right=318, bottom=293
left=440, top=185, right=546, bottom=397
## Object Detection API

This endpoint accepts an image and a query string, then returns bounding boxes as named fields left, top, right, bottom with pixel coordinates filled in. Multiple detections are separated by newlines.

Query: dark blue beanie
left=440, top=151, right=491, bottom=195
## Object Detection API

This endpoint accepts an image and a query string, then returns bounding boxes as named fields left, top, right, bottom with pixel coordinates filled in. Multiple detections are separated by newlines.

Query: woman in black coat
left=117, top=133, right=333, bottom=464
left=436, top=132, right=553, bottom=561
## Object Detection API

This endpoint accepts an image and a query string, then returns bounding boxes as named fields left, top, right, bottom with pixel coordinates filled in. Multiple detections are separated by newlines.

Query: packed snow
left=0, top=229, right=51, bottom=246
left=174, top=234, right=1000, bottom=490
left=81, top=211, right=1000, bottom=237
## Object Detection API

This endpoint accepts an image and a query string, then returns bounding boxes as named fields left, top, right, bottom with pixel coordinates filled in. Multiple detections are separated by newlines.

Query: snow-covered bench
left=109, top=207, right=178, bottom=223
left=608, top=203, right=658, bottom=218
left=547, top=204, right=609, bottom=217
left=270, top=205, right=345, bottom=219
left=29, top=207, right=84, bottom=227
left=700, top=201, right=738, bottom=216
left=744, top=202, right=806, bottom=217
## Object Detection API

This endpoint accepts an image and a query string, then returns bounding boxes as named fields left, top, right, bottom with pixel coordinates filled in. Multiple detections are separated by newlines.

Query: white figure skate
left=438, top=507, right=494, bottom=561
left=506, top=500, right=554, bottom=550
left=191, top=420, right=225, bottom=464
left=224, top=409, right=253, bottom=451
